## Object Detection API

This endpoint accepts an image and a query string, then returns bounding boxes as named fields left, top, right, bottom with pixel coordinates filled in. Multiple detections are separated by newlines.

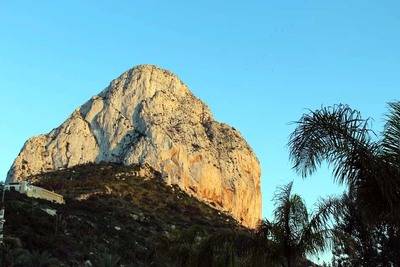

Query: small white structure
left=4, top=182, right=65, bottom=204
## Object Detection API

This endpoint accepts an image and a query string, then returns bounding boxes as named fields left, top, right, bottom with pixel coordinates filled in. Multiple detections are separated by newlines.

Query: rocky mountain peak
left=7, top=65, right=262, bottom=228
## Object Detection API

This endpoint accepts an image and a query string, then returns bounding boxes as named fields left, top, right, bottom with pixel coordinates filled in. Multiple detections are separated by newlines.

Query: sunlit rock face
left=7, top=65, right=262, bottom=228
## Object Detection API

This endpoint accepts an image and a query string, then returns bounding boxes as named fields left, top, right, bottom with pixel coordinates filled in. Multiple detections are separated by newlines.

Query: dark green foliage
left=196, top=228, right=274, bottom=267
left=157, top=225, right=276, bottom=267
left=0, top=245, right=60, bottom=267
left=13, top=249, right=60, bottom=267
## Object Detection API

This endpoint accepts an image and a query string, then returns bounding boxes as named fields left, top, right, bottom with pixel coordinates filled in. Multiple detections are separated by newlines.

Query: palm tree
left=261, top=182, right=337, bottom=267
left=288, top=103, right=400, bottom=224
left=194, top=182, right=336, bottom=267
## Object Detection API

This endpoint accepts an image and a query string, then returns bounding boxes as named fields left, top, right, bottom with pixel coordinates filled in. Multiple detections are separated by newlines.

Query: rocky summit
left=7, top=64, right=261, bottom=228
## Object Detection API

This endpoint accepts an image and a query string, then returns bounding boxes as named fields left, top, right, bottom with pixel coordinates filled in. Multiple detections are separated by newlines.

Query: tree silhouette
left=289, top=102, right=400, bottom=265
left=288, top=103, right=400, bottom=224
left=261, top=182, right=337, bottom=267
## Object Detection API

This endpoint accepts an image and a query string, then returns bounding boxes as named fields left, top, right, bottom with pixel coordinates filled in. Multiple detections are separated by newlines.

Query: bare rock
left=7, top=65, right=262, bottom=228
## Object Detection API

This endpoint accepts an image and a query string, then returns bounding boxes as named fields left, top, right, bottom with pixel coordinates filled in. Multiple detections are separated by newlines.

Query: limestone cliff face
left=7, top=65, right=262, bottom=228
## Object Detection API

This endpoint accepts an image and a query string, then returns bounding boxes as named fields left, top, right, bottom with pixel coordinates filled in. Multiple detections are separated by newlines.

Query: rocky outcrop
left=7, top=65, right=262, bottom=228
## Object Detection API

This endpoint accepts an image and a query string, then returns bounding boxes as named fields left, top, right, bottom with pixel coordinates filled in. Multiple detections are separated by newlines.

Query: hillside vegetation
left=1, top=163, right=241, bottom=266
left=1, top=163, right=323, bottom=267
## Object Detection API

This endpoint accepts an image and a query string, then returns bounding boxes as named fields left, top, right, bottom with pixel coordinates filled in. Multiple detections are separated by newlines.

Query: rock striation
left=7, top=65, right=261, bottom=228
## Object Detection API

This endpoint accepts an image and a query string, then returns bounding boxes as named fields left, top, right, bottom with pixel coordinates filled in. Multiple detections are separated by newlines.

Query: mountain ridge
left=7, top=64, right=262, bottom=228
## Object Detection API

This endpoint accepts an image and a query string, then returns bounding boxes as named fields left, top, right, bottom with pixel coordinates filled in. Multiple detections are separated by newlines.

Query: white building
left=4, top=182, right=65, bottom=204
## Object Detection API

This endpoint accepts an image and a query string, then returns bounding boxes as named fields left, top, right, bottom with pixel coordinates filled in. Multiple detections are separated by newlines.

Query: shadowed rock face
left=7, top=65, right=262, bottom=228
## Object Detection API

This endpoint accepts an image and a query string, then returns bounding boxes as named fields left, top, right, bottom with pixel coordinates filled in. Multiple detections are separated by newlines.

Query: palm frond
left=378, top=102, right=400, bottom=210
left=382, top=101, right=400, bottom=168
left=288, top=104, right=377, bottom=186
left=288, top=194, right=308, bottom=240
left=272, top=182, right=293, bottom=226
left=298, top=196, right=341, bottom=255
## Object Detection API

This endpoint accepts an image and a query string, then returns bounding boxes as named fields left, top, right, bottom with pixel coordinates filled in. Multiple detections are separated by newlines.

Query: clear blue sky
left=1, top=1, right=399, bottom=225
